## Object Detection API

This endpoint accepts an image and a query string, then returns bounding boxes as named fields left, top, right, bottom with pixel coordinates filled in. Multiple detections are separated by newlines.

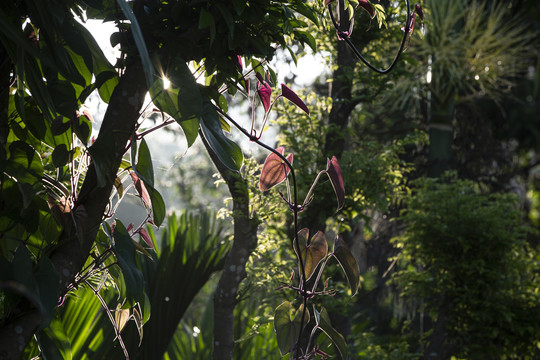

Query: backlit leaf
left=294, top=228, right=328, bottom=280
left=139, top=228, right=153, bottom=249
left=257, top=81, right=272, bottom=113
left=332, top=236, right=359, bottom=296
left=313, top=306, right=348, bottom=359
left=274, top=301, right=310, bottom=356
left=131, top=172, right=151, bottom=208
left=200, top=102, right=243, bottom=171
left=113, top=220, right=144, bottom=303
left=281, top=84, right=310, bottom=115
left=259, top=147, right=293, bottom=192
left=325, top=156, right=345, bottom=210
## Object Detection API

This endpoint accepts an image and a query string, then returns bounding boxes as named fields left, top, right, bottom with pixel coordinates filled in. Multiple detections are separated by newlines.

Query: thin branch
left=328, top=0, right=412, bottom=74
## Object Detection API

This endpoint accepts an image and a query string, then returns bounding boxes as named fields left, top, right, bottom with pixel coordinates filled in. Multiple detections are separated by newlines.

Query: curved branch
left=328, top=0, right=412, bottom=74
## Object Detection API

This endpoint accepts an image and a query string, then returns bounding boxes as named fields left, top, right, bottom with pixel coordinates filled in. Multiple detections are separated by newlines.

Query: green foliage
left=392, top=174, right=540, bottom=358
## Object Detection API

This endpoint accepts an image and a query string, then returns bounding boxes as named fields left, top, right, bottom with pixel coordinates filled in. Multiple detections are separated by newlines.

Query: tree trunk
left=201, top=136, right=259, bottom=360
left=0, top=60, right=147, bottom=360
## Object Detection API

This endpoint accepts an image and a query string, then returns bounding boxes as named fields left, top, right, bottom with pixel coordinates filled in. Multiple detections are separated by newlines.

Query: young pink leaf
left=257, top=81, right=272, bottom=113
left=259, top=147, right=293, bottom=192
left=139, top=228, right=154, bottom=249
left=235, top=55, right=243, bottom=71
left=401, top=12, right=416, bottom=33
left=358, top=0, right=375, bottom=18
left=126, top=223, right=134, bottom=232
left=325, top=156, right=345, bottom=210
left=281, top=84, right=310, bottom=116
left=415, top=3, right=424, bottom=21
left=130, top=172, right=152, bottom=207
left=324, top=0, right=333, bottom=5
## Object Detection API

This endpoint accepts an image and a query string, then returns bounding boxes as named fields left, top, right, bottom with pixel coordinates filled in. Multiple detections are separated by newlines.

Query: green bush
left=392, top=174, right=540, bottom=359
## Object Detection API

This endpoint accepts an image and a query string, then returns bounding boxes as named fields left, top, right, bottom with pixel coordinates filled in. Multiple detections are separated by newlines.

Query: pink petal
left=281, top=84, right=310, bottom=115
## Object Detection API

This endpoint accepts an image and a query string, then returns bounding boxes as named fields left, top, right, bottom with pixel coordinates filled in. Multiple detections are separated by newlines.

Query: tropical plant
left=20, top=210, right=230, bottom=359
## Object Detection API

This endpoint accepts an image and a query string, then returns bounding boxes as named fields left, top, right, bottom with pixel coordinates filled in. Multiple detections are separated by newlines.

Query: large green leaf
left=35, top=256, right=60, bottom=330
left=134, top=138, right=154, bottom=187
left=332, top=236, right=360, bottom=296
left=115, top=0, right=154, bottom=86
left=148, top=57, right=201, bottom=147
left=200, top=102, right=243, bottom=171
left=313, top=306, right=348, bottom=359
left=294, top=228, right=328, bottom=281
left=273, top=301, right=310, bottom=356
left=113, top=220, right=144, bottom=303
left=133, top=139, right=166, bottom=227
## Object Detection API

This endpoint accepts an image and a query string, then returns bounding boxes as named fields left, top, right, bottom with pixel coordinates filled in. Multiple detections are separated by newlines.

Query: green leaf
left=133, top=139, right=165, bottom=226
left=148, top=186, right=166, bottom=227
left=314, top=306, right=348, bottom=359
left=200, top=102, right=243, bottom=171
left=294, top=228, right=328, bottom=280
left=72, top=115, right=92, bottom=145
left=115, top=0, right=154, bottom=86
left=88, top=131, right=116, bottom=188
left=332, top=236, right=360, bottom=296
left=52, top=144, right=70, bottom=168
left=113, top=220, right=144, bottom=303
left=51, top=116, right=71, bottom=136
left=149, top=71, right=200, bottom=147
left=36, top=316, right=73, bottom=360
left=135, top=138, right=154, bottom=187
left=35, top=256, right=59, bottom=330
left=198, top=9, right=216, bottom=45
left=274, top=301, right=310, bottom=356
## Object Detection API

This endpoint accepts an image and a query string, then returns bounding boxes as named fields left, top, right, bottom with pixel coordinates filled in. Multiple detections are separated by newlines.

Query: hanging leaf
left=115, top=0, right=154, bottom=86
left=115, top=303, right=131, bottom=333
left=257, top=81, right=272, bottom=113
left=294, top=229, right=328, bottom=280
left=313, top=306, right=348, bottom=359
left=200, top=102, right=243, bottom=171
left=325, top=156, right=345, bottom=210
left=130, top=172, right=151, bottom=208
left=35, top=256, right=60, bottom=330
left=139, top=228, right=154, bottom=250
left=281, top=84, right=310, bottom=115
left=259, top=147, right=293, bottom=192
left=113, top=220, right=144, bottom=303
left=134, top=138, right=154, bottom=188
left=358, top=0, right=375, bottom=18
left=332, top=236, right=359, bottom=296
left=274, top=301, right=310, bottom=356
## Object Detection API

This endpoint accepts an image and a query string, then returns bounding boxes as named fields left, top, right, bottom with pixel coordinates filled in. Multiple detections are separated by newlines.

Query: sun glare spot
left=163, top=77, right=171, bottom=90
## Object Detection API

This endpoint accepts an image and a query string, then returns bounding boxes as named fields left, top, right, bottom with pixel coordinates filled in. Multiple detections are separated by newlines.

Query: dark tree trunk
left=201, top=136, right=259, bottom=360
left=0, top=60, right=148, bottom=360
